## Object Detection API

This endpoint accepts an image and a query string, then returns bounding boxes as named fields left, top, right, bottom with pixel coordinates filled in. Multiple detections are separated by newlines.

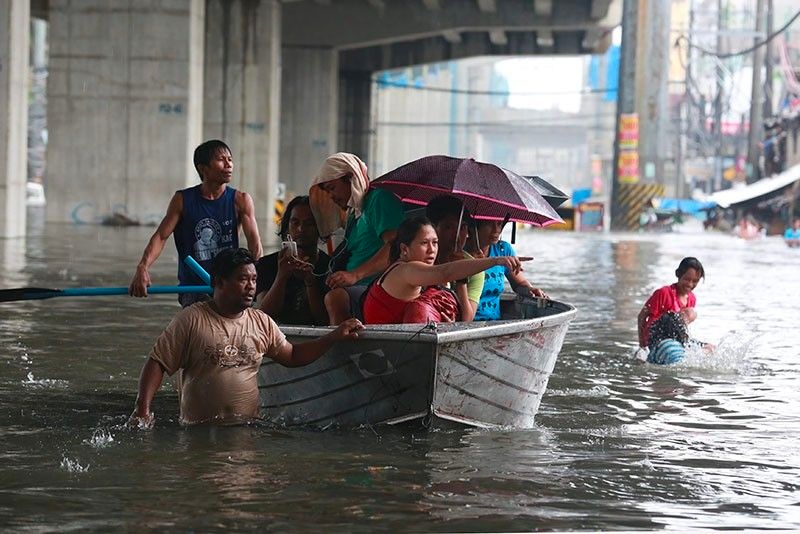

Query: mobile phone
left=281, top=240, right=297, bottom=257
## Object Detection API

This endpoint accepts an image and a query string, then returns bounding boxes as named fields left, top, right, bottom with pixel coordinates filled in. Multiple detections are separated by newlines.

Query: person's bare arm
left=397, top=256, right=524, bottom=288
left=237, top=191, right=263, bottom=259
left=454, top=282, right=477, bottom=321
left=258, top=252, right=291, bottom=317
left=637, top=305, right=650, bottom=347
left=129, top=193, right=183, bottom=297
left=270, top=319, right=363, bottom=367
left=129, top=358, right=165, bottom=428
left=327, top=230, right=397, bottom=288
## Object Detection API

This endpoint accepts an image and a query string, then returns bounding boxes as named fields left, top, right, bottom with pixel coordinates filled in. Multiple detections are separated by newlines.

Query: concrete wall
left=279, top=46, right=337, bottom=201
left=46, top=0, right=204, bottom=225
left=0, top=0, right=29, bottom=238
left=203, top=0, right=281, bottom=242
left=372, top=62, right=462, bottom=178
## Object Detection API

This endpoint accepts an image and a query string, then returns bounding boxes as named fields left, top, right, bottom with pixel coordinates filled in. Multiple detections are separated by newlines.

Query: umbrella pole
left=454, top=203, right=465, bottom=253
left=511, top=221, right=516, bottom=244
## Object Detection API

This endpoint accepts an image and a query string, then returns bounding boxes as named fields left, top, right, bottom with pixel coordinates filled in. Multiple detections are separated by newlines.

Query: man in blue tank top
left=129, top=140, right=263, bottom=307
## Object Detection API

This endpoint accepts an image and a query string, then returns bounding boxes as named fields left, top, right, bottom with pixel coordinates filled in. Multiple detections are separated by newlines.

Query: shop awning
left=703, top=164, right=800, bottom=209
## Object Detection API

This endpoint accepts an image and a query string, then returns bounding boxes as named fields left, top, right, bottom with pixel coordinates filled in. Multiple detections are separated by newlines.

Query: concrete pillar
left=0, top=0, right=29, bottom=238
left=279, top=46, right=338, bottom=200
left=634, top=0, right=671, bottom=184
left=203, top=0, right=281, bottom=243
left=338, top=70, right=373, bottom=164
left=47, top=0, right=204, bottom=224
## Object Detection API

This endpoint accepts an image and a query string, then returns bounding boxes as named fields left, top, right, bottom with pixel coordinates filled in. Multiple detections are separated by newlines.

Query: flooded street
left=1, top=216, right=799, bottom=531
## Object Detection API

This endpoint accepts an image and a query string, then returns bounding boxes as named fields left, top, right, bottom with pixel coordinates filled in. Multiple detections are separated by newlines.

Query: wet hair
left=193, top=139, right=231, bottom=180
left=278, top=195, right=313, bottom=239
left=211, top=248, right=255, bottom=286
left=390, top=216, right=433, bottom=262
left=425, top=195, right=472, bottom=227
left=676, top=257, right=705, bottom=280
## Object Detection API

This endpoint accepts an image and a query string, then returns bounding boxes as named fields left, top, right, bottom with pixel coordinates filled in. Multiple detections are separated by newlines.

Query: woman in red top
left=637, top=257, right=705, bottom=348
left=363, top=217, right=527, bottom=325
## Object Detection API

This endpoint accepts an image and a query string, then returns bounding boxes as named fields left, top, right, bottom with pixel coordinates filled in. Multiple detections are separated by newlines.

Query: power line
left=376, top=113, right=618, bottom=128
left=374, top=78, right=618, bottom=97
left=675, top=8, right=800, bottom=59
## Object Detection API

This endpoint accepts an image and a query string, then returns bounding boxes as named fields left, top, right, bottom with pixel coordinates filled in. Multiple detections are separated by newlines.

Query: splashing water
left=22, top=372, right=70, bottom=389
left=677, top=331, right=762, bottom=373
left=60, top=456, right=89, bottom=473
left=84, top=428, right=115, bottom=448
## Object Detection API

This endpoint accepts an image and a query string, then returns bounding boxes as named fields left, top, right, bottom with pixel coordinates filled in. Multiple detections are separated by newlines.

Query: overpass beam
left=204, top=0, right=282, bottom=242
left=0, top=0, right=29, bottom=238
left=47, top=0, right=205, bottom=224
left=280, top=46, right=339, bottom=200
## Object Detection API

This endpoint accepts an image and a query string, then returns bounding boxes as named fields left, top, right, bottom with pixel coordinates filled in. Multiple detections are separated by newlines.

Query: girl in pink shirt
left=637, top=257, right=705, bottom=348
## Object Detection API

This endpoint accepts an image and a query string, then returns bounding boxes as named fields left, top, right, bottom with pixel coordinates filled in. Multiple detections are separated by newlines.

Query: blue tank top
left=474, top=240, right=515, bottom=321
left=174, top=184, right=239, bottom=285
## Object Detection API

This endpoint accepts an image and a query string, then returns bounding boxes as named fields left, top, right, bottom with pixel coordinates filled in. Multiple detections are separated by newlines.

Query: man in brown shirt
left=129, top=248, right=363, bottom=427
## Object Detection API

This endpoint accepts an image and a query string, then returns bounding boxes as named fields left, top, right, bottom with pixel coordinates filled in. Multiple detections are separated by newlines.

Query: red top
left=363, top=281, right=409, bottom=324
left=643, top=284, right=696, bottom=344
left=362, top=263, right=460, bottom=325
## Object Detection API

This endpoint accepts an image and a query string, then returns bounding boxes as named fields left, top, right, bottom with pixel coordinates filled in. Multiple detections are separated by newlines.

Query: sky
left=494, top=57, right=586, bottom=113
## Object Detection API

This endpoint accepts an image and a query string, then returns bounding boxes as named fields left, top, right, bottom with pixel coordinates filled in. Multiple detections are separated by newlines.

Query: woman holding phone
left=256, top=196, right=330, bottom=325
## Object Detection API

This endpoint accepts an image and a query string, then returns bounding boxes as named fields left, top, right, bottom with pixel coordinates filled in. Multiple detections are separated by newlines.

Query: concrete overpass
left=1, top=0, right=621, bottom=241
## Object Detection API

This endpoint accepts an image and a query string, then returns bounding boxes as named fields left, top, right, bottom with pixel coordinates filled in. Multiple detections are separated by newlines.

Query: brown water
left=1, top=215, right=799, bottom=531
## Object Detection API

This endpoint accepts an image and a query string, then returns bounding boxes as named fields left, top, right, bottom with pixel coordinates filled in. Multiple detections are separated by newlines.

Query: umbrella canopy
left=522, top=175, right=569, bottom=209
left=372, top=155, right=563, bottom=226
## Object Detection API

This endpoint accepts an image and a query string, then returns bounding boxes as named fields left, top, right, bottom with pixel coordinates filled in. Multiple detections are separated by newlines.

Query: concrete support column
left=47, top=0, right=204, bottom=224
left=0, top=0, right=30, bottom=238
left=203, top=0, right=281, bottom=243
left=338, top=70, right=373, bottom=165
left=279, top=46, right=338, bottom=200
left=634, top=0, right=671, bottom=184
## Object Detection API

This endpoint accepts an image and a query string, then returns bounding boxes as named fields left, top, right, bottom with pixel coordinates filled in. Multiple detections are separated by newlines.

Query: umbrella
left=522, top=175, right=569, bottom=210
left=371, top=155, right=563, bottom=226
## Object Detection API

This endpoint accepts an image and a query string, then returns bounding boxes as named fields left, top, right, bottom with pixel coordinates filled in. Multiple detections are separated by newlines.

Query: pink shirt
left=643, top=284, right=696, bottom=344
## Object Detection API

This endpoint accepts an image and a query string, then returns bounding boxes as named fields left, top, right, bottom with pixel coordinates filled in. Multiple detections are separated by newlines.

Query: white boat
left=258, top=296, right=576, bottom=429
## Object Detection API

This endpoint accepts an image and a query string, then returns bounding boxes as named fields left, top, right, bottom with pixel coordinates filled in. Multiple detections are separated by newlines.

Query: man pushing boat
left=129, top=248, right=363, bottom=427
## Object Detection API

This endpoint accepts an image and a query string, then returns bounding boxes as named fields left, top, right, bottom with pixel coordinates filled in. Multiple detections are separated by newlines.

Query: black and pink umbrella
left=371, top=155, right=563, bottom=227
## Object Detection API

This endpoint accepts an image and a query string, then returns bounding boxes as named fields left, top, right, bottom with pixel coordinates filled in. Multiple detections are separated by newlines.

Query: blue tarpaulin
left=572, top=188, right=593, bottom=205
left=654, top=198, right=716, bottom=214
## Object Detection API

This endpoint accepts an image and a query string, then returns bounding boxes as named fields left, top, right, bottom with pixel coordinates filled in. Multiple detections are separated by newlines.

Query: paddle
left=183, top=255, right=211, bottom=284
left=0, top=285, right=212, bottom=303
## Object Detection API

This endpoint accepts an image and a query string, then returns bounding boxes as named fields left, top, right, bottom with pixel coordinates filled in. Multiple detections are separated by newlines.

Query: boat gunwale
left=276, top=301, right=577, bottom=344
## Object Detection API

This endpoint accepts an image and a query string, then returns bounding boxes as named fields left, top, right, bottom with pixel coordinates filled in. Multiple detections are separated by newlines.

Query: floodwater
left=1, top=214, right=799, bottom=531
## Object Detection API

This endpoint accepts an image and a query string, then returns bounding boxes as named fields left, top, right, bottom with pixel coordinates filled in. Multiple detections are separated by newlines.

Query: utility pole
left=610, top=0, right=638, bottom=230
left=747, top=0, right=765, bottom=183
left=678, top=0, right=694, bottom=200
left=712, top=0, right=724, bottom=194
left=763, top=0, right=774, bottom=119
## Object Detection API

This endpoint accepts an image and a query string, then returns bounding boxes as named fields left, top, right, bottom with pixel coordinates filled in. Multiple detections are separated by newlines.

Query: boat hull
left=431, top=311, right=571, bottom=428
left=258, top=298, right=576, bottom=429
